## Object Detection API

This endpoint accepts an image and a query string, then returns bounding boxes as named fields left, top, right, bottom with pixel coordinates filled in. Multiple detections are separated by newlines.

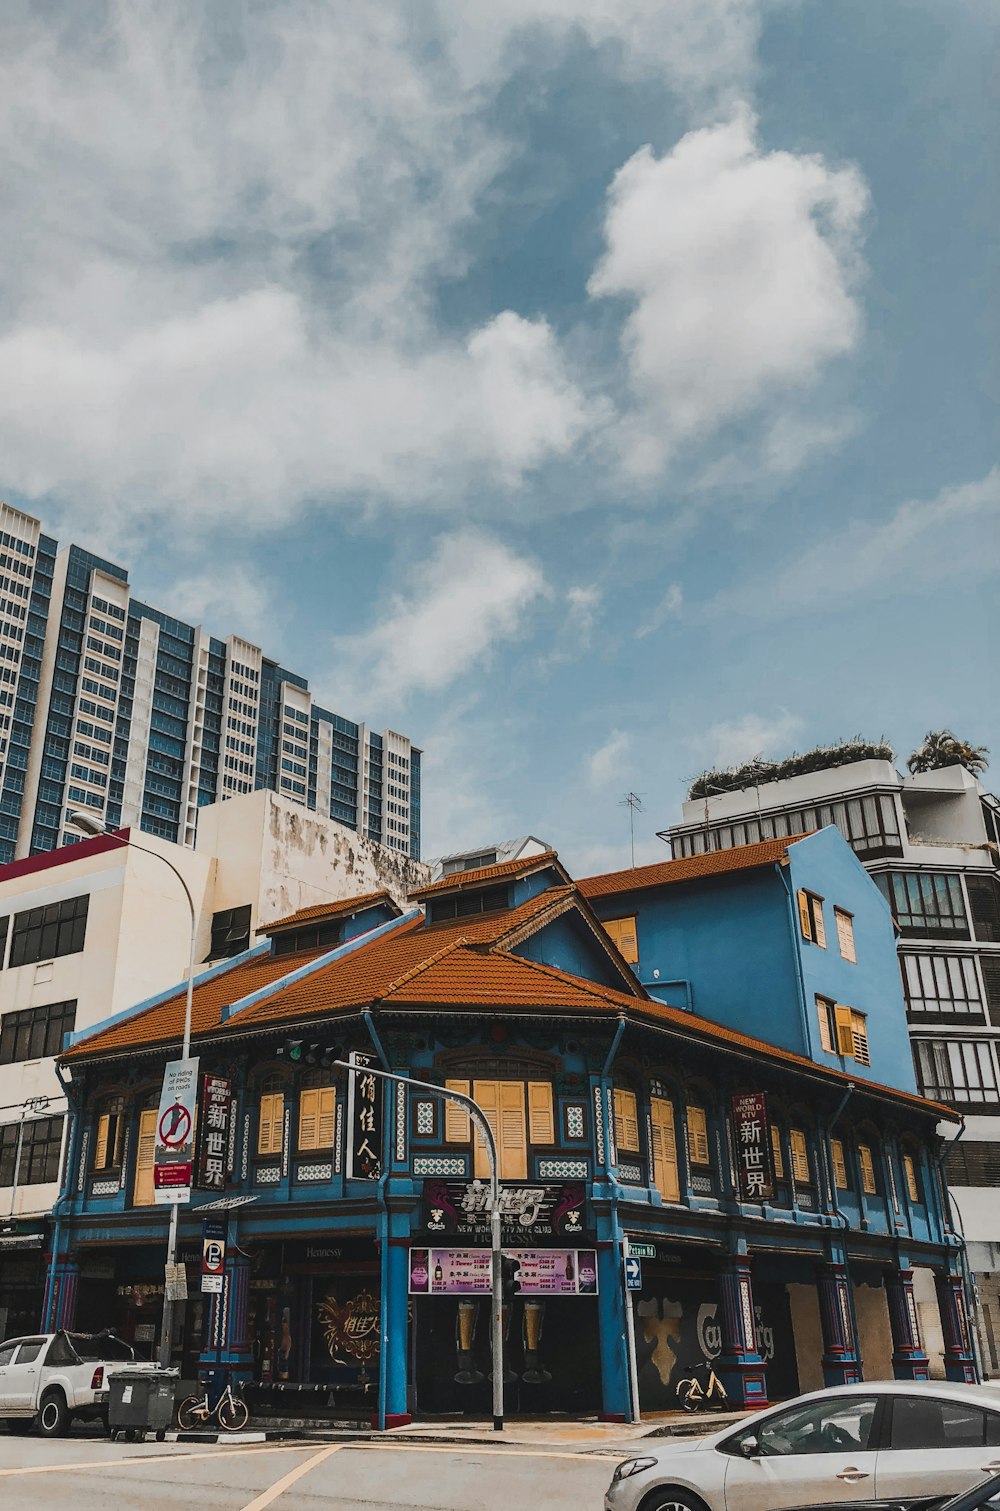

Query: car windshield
left=66, top=1333, right=134, bottom=1362
left=753, top=1395, right=879, bottom=1457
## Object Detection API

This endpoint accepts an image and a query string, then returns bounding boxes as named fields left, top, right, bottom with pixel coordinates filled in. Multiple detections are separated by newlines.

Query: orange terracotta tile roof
left=577, top=835, right=813, bottom=898
left=264, top=891, right=401, bottom=933
left=409, top=850, right=568, bottom=899
left=383, top=946, right=641, bottom=1012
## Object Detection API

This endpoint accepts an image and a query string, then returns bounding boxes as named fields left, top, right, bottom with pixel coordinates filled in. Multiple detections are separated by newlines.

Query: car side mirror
left=739, top=1435, right=760, bottom=1459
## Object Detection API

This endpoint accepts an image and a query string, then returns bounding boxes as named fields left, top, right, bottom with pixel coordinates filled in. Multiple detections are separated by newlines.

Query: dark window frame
left=0, top=999, right=76, bottom=1064
left=8, top=894, right=89, bottom=968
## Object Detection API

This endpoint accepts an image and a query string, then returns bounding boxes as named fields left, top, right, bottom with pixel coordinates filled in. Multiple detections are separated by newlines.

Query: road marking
left=238, top=1445, right=341, bottom=1510
left=343, top=1442, right=624, bottom=1463
left=0, top=1443, right=312, bottom=1478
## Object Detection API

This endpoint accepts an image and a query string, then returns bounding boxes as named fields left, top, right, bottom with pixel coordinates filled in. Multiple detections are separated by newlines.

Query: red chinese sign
left=732, top=1092, right=773, bottom=1202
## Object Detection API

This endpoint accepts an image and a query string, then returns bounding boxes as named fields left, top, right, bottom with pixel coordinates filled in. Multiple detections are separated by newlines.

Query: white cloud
left=636, top=582, right=683, bottom=638
left=160, top=567, right=279, bottom=648
left=327, top=529, right=548, bottom=710
left=588, top=109, right=868, bottom=474
left=699, top=710, right=804, bottom=769
left=587, top=729, right=632, bottom=787
left=703, top=467, right=1000, bottom=621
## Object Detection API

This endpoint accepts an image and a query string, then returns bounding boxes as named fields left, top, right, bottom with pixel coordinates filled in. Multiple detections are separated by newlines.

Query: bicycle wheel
left=177, top=1396, right=204, bottom=1431
left=218, top=1394, right=249, bottom=1432
left=675, top=1378, right=699, bottom=1412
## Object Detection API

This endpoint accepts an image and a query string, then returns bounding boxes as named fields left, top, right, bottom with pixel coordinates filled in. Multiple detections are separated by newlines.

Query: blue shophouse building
left=47, top=838, right=973, bottom=1427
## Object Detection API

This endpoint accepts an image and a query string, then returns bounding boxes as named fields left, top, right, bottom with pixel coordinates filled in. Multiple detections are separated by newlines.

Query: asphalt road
left=0, top=1429, right=628, bottom=1510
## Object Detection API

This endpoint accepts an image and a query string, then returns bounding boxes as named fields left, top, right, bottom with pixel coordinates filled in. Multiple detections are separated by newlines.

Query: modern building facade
left=0, top=501, right=421, bottom=867
left=0, top=788, right=428, bottom=1338
left=45, top=843, right=973, bottom=1425
left=665, top=756, right=1000, bottom=1371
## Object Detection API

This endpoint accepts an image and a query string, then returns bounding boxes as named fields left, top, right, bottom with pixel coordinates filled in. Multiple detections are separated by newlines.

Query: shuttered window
left=790, top=1128, right=810, bottom=1183
left=257, top=1092, right=285, bottom=1157
left=770, top=1125, right=784, bottom=1178
left=903, top=1153, right=920, bottom=1203
left=133, top=1109, right=157, bottom=1207
left=834, top=1005, right=871, bottom=1066
left=797, top=890, right=826, bottom=947
left=298, top=1086, right=336, bottom=1151
left=817, top=997, right=836, bottom=1053
left=472, top=1080, right=527, bottom=1180
left=830, top=1137, right=848, bottom=1190
left=604, top=916, right=639, bottom=964
left=444, top=1079, right=471, bottom=1142
left=858, top=1143, right=877, bottom=1195
left=527, top=1082, right=555, bottom=1144
left=650, top=1097, right=679, bottom=1202
left=613, top=1089, right=640, bottom=1152
left=94, top=1098, right=125, bottom=1171
left=835, top=908, right=856, bottom=962
left=686, top=1106, right=710, bottom=1165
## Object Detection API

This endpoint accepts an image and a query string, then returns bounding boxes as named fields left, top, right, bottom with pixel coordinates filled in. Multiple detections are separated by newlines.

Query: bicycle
left=674, top=1360, right=728, bottom=1412
left=176, top=1378, right=250, bottom=1432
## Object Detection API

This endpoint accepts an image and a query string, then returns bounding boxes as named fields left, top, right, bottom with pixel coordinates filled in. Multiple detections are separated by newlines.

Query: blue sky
left=1, top=1, right=996, bottom=873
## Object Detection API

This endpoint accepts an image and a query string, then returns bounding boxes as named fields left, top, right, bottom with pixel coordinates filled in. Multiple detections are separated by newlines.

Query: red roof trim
left=0, top=829, right=132, bottom=887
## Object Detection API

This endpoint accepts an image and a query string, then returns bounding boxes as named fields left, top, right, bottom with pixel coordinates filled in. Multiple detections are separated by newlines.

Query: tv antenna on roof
left=620, top=792, right=644, bottom=868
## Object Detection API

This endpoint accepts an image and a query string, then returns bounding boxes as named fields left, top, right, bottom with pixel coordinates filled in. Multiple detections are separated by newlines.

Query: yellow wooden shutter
left=472, top=1080, right=499, bottom=1179
left=831, top=1138, right=848, bottom=1190
left=650, top=1096, right=679, bottom=1202
left=770, top=1125, right=784, bottom=1178
left=444, top=1079, right=471, bottom=1143
left=613, top=1089, right=639, bottom=1152
left=318, top=1087, right=336, bottom=1148
left=859, top=1144, right=877, bottom=1194
left=258, top=1092, right=283, bottom=1156
left=605, top=916, right=639, bottom=964
left=850, top=1011, right=870, bottom=1066
left=904, top=1154, right=919, bottom=1203
left=686, top=1106, right=710, bottom=1165
left=498, top=1081, right=527, bottom=1180
left=133, top=1109, right=157, bottom=1207
left=527, top=1082, right=555, bottom=1145
left=817, top=999, right=835, bottom=1054
left=790, top=1128, right=810, bottom=1183
left=298, top=1088, right=319, bottom=1150
left=834, top=1004, right=855, bottom=1057
left=835, top=909, right=856, bottom=963
left=94, top=1113, right=110, bottom=1170
left=812, top=898, right=827, bottom=948
left=797, top=890, right=813, bottom=941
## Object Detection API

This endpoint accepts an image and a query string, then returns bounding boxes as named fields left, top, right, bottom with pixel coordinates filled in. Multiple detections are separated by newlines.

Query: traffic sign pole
left=622, top=1238, right=641, bottom=1423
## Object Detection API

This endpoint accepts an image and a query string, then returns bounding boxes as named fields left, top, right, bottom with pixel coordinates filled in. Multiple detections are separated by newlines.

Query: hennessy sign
left=346, top=1050, right=384, bottom=1180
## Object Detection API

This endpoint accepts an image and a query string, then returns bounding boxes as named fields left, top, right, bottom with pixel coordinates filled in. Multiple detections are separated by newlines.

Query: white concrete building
left=0, top=788, right=429, bottom=1333
left=666, top=756, right=1000, bottom=1371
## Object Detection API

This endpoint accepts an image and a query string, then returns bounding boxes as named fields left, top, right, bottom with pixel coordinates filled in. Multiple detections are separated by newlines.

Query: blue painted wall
left=512, top=911, right=626, bottom=988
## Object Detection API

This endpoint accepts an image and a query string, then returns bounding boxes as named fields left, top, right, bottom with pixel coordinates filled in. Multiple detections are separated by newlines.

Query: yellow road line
left=0, top=1443, right=312, bottom=1478
left=238, top=1445, right=341, bottom=1511
left=345, top=1441, right=624, bottom=1463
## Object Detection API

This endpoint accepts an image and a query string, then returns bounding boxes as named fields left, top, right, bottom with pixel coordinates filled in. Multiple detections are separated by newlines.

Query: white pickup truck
left=0, top=1330, right=138, bottom=1437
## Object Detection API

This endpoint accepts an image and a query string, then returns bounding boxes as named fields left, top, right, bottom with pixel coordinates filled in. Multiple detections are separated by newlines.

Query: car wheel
left=37, top=1391, right=70, bottom=1438
left=639, top=1489, right=711, bottom=1511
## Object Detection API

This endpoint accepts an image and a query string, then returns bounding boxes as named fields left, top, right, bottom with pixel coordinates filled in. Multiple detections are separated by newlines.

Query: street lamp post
left=333, top=1061, right=505, bottom=1431
left=67, top=810, right=198, bottom=1368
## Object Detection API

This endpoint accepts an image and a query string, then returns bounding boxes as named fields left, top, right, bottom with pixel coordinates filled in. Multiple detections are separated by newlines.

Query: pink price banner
left=408, top=1247, right=598, bottom=1295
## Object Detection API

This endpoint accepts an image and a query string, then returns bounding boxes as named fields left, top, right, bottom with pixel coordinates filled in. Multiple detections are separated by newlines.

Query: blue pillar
left=383, top=1235, right=411, bottom=1426
left=199, top=1229, right=254, bottom=1397
left=936, top=1268, right=978, bottom=1383
left=715, top=1255, right=768, bottom=1408
left=816, top=1262, right=862, bottom=1386
left=41, top=1250, right=78, bottom=1333
left=885, top=1265, right=930, bottom=1381
left=595, top=1226, right=630, bottom=1421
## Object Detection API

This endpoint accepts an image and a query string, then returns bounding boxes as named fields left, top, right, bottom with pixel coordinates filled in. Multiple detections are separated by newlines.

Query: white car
left=604, top=1380, right=1000, bottom=1511
left=0, top=1330, right=138, bottom=1437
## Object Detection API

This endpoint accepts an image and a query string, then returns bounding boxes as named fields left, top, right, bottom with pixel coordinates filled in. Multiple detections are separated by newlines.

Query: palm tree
left=907, top=730, right=990, bottom=777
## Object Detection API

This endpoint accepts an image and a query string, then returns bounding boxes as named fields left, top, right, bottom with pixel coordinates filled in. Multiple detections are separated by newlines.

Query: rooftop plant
left=907, top=730, right=989, bottom=777
left=688, top=737, right=896, bottom=801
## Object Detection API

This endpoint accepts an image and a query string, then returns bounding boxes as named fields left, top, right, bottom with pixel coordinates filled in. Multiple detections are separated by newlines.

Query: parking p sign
left=201, top=1218, right=226, bottom=1294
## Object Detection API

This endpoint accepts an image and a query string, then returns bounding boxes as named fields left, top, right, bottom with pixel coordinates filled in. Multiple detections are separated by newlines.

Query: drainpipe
left=362, top=1009, right=393, bottom=1433
left=599, top=1016, right=639, bottom=1422
left=825, top=1082, right=856, bottom=1237
left=933, top=1117, right=983, bottom=1375
left=44, top=1064, right=80, bottom=1331
left=775, top=864, right=814, bottom=1058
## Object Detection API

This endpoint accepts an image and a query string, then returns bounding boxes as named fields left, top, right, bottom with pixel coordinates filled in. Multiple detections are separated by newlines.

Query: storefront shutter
left=650, top=1096, right=679, bottom=1202
left=686, top=1106, right=710, bottom=1165
left=133, top=1109, right=157, bottom=1207
left=444, top=1079, right=471, bottom=1143
left=498, top=1082, right=527, bottom=1181
left=613, top=1089, right=639, bottom=1152
left=527, top=1082, right=555, bottom=1144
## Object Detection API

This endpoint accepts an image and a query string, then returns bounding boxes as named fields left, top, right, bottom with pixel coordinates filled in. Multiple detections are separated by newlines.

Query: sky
left=1, top=0, right=996, bottom=874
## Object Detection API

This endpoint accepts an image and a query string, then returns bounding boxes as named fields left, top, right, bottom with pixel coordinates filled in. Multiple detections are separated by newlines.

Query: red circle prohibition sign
left=158, top=1102, right=192, bottom=1148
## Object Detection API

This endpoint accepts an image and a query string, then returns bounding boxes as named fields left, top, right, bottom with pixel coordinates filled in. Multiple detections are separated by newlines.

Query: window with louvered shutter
left=797, top=890, right=813, bottom=942
left=472, top=1080, right=500, bottom=1179
left=817, top=997, right=836, bottom=1053
left=298, top=1086, right=335, bottom=1151
left=790, top=1128, right=810, bottom=1183
left=770, top=1125, right=785, bottom=1178
left=258, top=1092, right=284, bottom=1156
left=650, top=1096, right=679, bottom=1202
left=835, top=908, right=856, bottom=962
left=850, top=1010, right=870, bottom=1066
left=498, top=1082, right=527, bottom=1180
left=834, top=1004, right=855, bottom=1057
left=903, top=1153, right=920, bottom=1203
left=859, top=1143, right=877, bottom=1194
left=686, top=1106, right=710, bottom=1165
left=444, top=1079, right=471, bottom=1142
left=613, top=1089, right=639, bottom=1152
left=133, top=1109, right=157, bottom=1207
left=527, top=1082, right=555, bottom=1144
left=604, top=916, right=639, bottom=964
left=94, top=1113, right=110, bottom=1171
left=831, top=1138, right=848, bottom=1190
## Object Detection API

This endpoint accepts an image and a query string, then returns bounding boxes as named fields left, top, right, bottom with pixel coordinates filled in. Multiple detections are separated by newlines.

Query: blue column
left=885, top=1266, right=930, bottom=1381
left=716, top=1255, right=768, bottom=1408
left=41, top=1251, right=78, bottom=1332
left=935, top=1269, right=978, bottom=1383
left=816, top=1262, right=862, bottom=1386
left=383, top=1235, right=411, bottom=1426
left=595, top=1227, right=630, bottom=1421
left=199, top=1234, right=254, bottom=1395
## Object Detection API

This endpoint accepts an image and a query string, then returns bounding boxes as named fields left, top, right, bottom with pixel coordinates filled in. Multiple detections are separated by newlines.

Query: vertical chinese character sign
left=732, top=1092, right=773, bottom=1202
left=346, top=1051, right=384, bottom=1180
left=196, top=1073, right=233, bottom=1192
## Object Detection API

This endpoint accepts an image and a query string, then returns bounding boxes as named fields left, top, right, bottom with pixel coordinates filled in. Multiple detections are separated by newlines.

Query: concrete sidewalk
left=280, top=1409, right=751, bottom=1449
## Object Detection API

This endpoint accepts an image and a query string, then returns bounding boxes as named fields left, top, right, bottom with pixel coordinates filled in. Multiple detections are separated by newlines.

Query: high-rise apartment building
left=664, top=753, right=1000, bottom=1369
left=0, top=503, right=421, bottom=862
